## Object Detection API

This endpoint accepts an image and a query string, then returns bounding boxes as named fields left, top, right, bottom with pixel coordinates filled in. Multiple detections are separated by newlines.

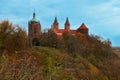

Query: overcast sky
left=0, top=0, right=120, bottom=46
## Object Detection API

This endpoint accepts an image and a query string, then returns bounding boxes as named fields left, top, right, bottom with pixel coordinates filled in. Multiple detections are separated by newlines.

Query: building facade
left=28, top=12, right=41, bottom=46
left=28, top=12, right=89, bottom=46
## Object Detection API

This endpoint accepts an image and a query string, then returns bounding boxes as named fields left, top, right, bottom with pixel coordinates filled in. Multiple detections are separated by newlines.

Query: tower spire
left=65, top=17, right=70, bottom=25
left=65, top=17, right=70, bottom=30
left=33, top=9, right=36, bottom=19
left=53, top=16, right=59, bottom=30
left=54, top=16, right=58, bottom=24
left=29, top=10, right=40, bottom=23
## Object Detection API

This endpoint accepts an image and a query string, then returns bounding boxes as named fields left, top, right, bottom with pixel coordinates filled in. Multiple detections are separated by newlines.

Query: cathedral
left=28, top=12, right=89, bottom=46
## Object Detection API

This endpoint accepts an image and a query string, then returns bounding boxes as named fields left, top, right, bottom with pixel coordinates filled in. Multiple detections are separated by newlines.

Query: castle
left=28, top=12, right=89, bottom=46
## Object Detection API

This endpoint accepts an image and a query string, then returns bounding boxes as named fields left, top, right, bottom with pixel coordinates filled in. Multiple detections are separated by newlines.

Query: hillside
left=0, top=20, right=120, bottom=80
left=0, top=47, right=120, bottom=80
left=113, top=47, right=120, bottom=57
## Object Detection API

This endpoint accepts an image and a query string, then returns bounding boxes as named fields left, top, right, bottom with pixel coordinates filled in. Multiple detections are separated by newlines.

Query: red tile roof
left=55, top=29, right=65, bottom=33
left=53, top=23, right=88, bottom=35
left=79, top=23, right=88, bottom=29
left=54, top=29, right=77, bottom=35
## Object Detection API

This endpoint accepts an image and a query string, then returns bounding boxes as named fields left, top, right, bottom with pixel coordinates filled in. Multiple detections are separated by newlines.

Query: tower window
left=34, top=27, right=37, bottom=33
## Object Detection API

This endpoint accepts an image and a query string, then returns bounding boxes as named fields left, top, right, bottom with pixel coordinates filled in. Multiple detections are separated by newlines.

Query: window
left=34, top=27, right=37, bottom=33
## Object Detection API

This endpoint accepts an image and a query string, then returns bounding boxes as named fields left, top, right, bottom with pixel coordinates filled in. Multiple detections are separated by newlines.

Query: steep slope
left=0, top=47, right=119, bottom=80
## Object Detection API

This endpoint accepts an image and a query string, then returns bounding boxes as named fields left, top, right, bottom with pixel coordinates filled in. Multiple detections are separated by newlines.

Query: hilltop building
left=28, top=12, right=89, bottom=46
left=51, top=17, right=88, bottom=37
left=28, top=12, right=41, bottom=46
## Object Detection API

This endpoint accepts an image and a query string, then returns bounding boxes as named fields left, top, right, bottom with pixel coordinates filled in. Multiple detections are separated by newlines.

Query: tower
left=28, top=12, right=41, bottom=46
left=53, top=17, right=59, bottom=30
left=65, top=17, right=70, bottom=31
left=77, top=23, right=88, bottom=36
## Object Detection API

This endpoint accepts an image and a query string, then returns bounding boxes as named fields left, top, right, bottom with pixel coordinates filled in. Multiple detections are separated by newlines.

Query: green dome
left=29, top=12, right=40, bottom=23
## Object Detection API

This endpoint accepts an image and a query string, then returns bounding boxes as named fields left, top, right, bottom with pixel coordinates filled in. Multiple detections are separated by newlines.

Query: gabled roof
left=77, top=23, right=88, bottom=30
left=79, top=23, right=88, bottom=29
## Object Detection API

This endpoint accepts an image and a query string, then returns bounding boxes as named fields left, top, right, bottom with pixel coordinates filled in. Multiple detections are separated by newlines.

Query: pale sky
left=0, top=0, right=120, bottom=46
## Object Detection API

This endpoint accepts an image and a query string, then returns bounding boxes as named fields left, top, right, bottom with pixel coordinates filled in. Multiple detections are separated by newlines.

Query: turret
left=65, top=17, right=70, bottom=31
left=53, top=17, right=59, bottom=30
left=77, top=23, right=88, bottom=36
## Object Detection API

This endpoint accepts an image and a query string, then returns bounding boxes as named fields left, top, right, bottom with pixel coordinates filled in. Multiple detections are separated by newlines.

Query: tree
left=0, top=20, right=27, bottom=53
left=87, top=35, right=113, bottom=58
left=0, top=20, right=13, bottom=50
left=8, top=26, right=27, bottom=51
left=40, top=30, right=58, bottom=48
left=63, top=32, right=79, bottom=56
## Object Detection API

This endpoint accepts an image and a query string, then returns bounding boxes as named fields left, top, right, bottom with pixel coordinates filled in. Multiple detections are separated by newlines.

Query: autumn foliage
left=0, top=20, right=27, bottom=53
left=0, top=20, right=119, bottom=80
